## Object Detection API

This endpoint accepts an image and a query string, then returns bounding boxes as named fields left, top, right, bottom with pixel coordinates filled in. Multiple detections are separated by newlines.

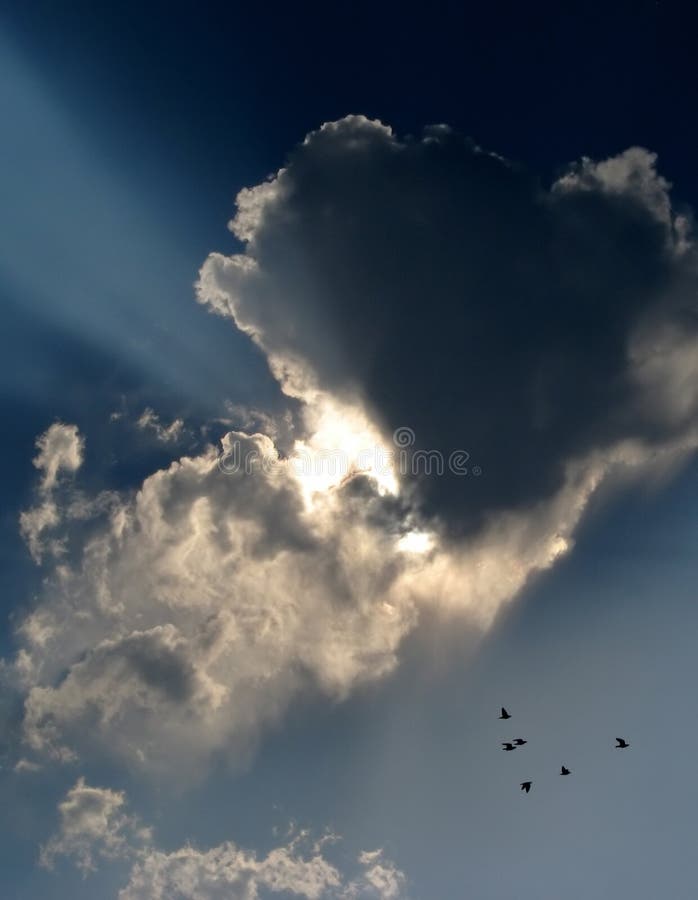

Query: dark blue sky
left=5, top=1, right=698, bottom=198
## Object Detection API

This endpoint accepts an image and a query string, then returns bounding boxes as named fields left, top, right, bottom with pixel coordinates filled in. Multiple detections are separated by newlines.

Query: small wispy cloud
left=136, top=407, right=186, bottom=444
left=42, top=779, right=408, bottom=899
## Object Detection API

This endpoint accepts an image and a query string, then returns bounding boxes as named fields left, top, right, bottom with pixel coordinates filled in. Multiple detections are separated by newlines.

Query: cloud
left=19, top=497, right=61, bottom=564
left=31, top=422, right=84, bottom=491
left=43, top=780, right=407, bottom=899
left=12, top=118, right=698, bottom=779
left=120, top=841, right=342, bottom=900
left=351, top=850, right=407, bottom=900
left=19, top=422, right=85, bottom=562
left=121, top=842, right=406, bottom=900
left=40, top=778, right=151, bottom=874
left=14, top=757, right=42, bottom=773
left=198, top=117, right=698, bottom=538
left=16, top=430, right=418, bottom=773
left=136, top=408, right=186, bottom=443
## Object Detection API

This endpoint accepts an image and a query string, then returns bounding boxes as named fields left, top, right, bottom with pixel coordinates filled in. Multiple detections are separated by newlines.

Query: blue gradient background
left=2, top=3, right=698, bottom=897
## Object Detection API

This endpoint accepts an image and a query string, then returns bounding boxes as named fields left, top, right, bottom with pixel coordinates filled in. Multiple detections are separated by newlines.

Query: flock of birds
left=498, top=707, right=630, bottom=794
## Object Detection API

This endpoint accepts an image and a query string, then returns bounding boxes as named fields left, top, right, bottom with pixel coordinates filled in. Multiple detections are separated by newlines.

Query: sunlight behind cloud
left=396, top=530, right=434, bottom=554
left=290, top=394, right=398, bottom=504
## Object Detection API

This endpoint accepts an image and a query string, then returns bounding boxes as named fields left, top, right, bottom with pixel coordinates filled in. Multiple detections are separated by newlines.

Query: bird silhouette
left=502, top=742, right=516, bottom=751
left=520, top=781, right=532, bottom=793
left=513, top=738, right=527, bottom=746
left=615, top=738, right=629, bottom=749
left=560, top=766, right=571, bottom=775
left=499, top=707, right=511, bottom=720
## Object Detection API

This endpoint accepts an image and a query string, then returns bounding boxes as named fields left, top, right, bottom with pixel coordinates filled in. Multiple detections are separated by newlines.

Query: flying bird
left=502, top=742, right=516, bottom=751
left=615, top=738, right=629, bottom=749
left=499, top=707, right=511, bottom=720
left=513, top=738, right=527, bottom=746
left=520, top=781, right=532, bottom=793
left=560, top=766, right=571, bottom=775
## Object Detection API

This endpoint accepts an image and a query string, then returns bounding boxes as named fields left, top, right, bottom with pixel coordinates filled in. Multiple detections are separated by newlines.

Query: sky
left=2, top=2, right=698, bottom=898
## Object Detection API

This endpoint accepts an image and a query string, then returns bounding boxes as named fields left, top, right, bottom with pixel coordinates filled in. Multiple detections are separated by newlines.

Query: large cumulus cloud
left=11, top=117, right=698, bottom=779
left=199, top=117, right=698, bottom=536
